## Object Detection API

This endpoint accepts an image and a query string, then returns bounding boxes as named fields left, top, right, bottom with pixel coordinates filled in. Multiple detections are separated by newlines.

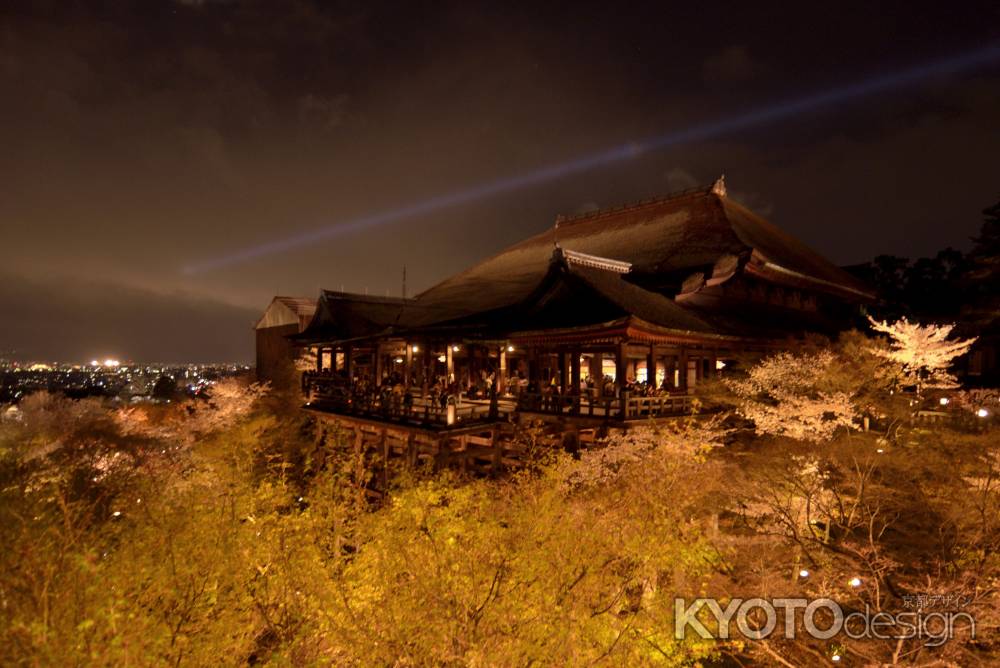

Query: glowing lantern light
left=849, top=577, right=862, bottom=587
left=716, top=359, right=727, bottom=370
left=939, top=397, right=950, bottom=406
left=977, top=408, right=989, bottom=418
left=799, top=569, right=809, bottom=578
left=507, top=345, right=515, bottom=352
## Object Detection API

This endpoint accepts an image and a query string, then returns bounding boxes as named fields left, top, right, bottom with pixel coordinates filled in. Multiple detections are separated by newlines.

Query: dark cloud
left=0, top=271, right=257, bottom=363
left=703, top=46, right=764, bottom=85
left=1, top=0, right=998, bottom=361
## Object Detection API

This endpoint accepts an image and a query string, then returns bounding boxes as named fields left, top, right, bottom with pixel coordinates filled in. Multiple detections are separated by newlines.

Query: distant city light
left=90, top=360, right=99, bottom=366
left=103, top=359, right=120, bottom=367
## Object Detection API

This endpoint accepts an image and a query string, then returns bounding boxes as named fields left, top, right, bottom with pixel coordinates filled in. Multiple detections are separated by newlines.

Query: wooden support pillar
left=664, top=355, right=676, bottom=389
left=421, top=345, right=431, bottom=396
left=590, top=352, right=603, bottom=381
left=616, top=342, right=628, bottom=389
left=556, top=349, right=567, bottom=393
left=406, top=432, right=416, bottom=468
left=446, top=344, right=454, bottom=381
left=468, top=345, right=479, bottom=390
left=497, top=345, right=507, bottom=394
left=375, top=344, right=384, bottom=383
left=570, top=350, right=581, bottom=414
left=404, top=342, right=413, bottom=387
left=646, top=345, right=655, bottom=388
left=678, top=348, right=688, bottom=392
left=344, top=346, right=353, bottom=385
left=570, top=350, right=581, bottom=393
left=316, top=346, right=323, bottom=372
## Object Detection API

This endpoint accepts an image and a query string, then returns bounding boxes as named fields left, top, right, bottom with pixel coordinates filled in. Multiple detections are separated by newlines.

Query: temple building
left=275, top=179, right=874, bottom=441
left=254, top=296, right=316, bottom=385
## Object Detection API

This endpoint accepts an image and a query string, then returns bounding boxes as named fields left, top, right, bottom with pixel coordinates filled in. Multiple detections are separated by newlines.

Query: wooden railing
left=623, top=394, right=693, bottom=418
left=515, top=391, right=692, bottom=420
left=304, top=373, right=506, bottom=428
left=304, top=374, right=694, bottom=425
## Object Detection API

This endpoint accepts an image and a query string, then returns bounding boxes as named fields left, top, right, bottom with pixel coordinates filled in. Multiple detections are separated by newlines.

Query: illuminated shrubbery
left=1, top=324, right=998, bottom=665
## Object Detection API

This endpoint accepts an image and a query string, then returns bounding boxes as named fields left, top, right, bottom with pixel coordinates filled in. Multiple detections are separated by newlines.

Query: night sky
left=2, top=1, right=999, bottom=363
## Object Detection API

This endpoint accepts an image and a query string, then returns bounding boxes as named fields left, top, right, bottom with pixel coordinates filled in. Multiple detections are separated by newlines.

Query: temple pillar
left=616, top=342, right=627, bottom=390
left=590, top=352, right=602, bottom=381
left=446, top=344, right=454, bottom=381
left=646, top=346, right=655, bottom=387
left=404, top=342, right=413, bottom=387
left=570, top=350, right=581, bottom=393
left=556, top=349, right=567, bottom=393
left=678, top=348, right=688, bottom=392
left=422, top=344, right=431, bottom=396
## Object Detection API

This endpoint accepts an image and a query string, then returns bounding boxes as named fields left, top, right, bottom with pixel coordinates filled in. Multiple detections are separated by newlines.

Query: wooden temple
left=274, top=179, right=873, bottom=468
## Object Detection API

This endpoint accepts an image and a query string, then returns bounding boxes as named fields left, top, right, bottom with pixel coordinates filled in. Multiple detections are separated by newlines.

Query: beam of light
left=183, top=44, right=1000, bottom=274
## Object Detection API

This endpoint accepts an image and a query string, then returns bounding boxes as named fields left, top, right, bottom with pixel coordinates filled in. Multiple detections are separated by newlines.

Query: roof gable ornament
left=711, top=174, right=727, bottom=197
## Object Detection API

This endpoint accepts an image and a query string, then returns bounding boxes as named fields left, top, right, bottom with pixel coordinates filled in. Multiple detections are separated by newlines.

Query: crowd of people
left=305, top=366, right=681, bottom=418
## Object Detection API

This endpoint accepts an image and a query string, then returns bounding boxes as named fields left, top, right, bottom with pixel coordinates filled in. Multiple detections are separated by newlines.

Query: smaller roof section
left=255, top=296, right=317, bottom=330
left=294, top=291, right=415, bottom=344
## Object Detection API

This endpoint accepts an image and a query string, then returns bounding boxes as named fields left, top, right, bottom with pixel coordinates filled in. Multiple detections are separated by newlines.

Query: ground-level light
left=799, top=569, right=809, bottom=578
left=849, top=577, right=862, bottom=587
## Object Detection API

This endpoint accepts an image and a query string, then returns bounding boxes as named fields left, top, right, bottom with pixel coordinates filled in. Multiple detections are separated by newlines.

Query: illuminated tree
left=866, top=316, right=976, bottom=395
left=725, top=350, right=857, bottom=442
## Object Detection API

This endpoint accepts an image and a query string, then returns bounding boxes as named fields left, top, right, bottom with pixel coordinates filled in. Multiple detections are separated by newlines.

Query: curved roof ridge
left=554, top=184, right=714, bottom=227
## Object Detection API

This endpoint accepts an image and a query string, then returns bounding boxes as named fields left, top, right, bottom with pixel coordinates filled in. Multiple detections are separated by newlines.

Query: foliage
left=724, top=350, right=857, bottom=442
left=867, top=316, right=977, bottom=394
left=1, top=332, right=999, bottom=666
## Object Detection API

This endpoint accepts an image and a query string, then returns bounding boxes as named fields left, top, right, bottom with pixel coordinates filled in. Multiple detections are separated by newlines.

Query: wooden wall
left=256, top=323, right=300, bottom=386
